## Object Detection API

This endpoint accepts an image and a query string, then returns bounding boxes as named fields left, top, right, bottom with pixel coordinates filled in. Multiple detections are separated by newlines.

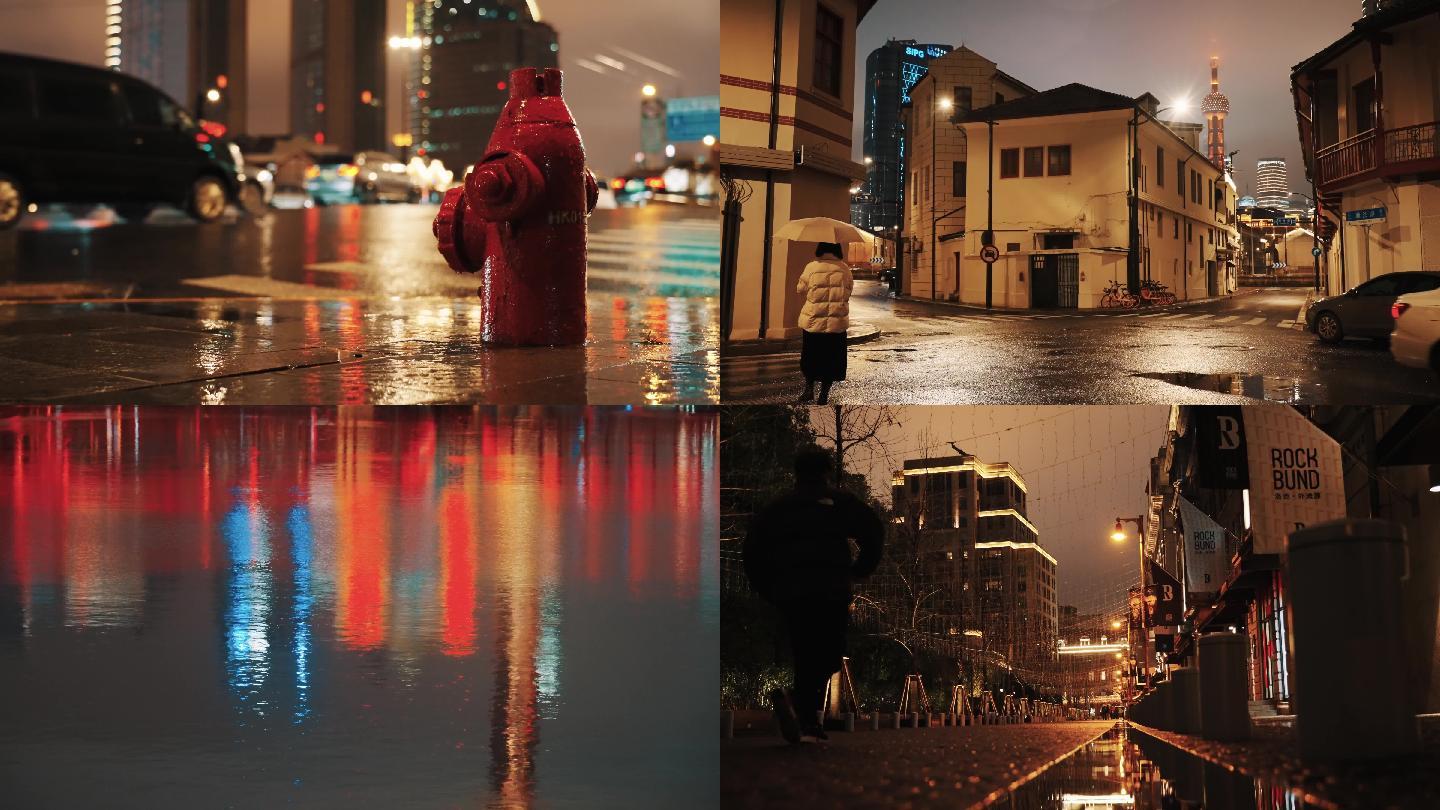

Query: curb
left=892, top=286, right=1263, bottom=316
left=722, top=323, right=882, bottom=357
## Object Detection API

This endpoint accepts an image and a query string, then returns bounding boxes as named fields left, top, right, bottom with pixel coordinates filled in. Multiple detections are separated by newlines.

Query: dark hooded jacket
left=743, top=485, right=884, bottom=606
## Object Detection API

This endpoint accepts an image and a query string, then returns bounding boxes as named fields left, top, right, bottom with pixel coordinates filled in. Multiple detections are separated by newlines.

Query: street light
left=206, top=88, right=221, bottom=103
left=864, top=156, right=873, bottom=165
left=1111, top=620, right=1122, bottom=630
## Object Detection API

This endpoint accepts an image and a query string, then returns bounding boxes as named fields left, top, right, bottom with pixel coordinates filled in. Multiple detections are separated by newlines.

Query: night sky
left=0, top=0, right=717, bottom=175
left=833, top=406, right=1171, bottom=616
left=855, top=0, right=1365, bottom=197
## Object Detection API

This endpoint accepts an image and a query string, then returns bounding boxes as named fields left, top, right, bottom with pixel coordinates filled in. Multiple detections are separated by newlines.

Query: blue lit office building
left=853, top=40, right=950, bottom=232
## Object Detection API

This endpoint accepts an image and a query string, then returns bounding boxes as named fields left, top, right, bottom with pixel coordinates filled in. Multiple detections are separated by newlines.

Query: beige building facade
left=1292, top=2, right=1440, bottom=295
left=900, top=47, right=1036, bottom=301
left=942, top=86, right=1236, bottom=309
left=719, top=0, right=873, bottom=343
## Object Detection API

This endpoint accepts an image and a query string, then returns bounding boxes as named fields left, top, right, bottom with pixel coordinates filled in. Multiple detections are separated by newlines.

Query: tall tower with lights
left=1201, top=56, right=1229, bottom=171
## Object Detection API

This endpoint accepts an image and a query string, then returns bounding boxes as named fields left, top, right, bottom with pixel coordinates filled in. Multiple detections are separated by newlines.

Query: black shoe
left=769, top=688, right=801, bottom=745
left=799, top=724, right=829, bottom=744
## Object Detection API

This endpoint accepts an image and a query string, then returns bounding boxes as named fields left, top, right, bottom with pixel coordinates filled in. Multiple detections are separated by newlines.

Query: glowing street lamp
left=205, top=88, right=221, bottom=103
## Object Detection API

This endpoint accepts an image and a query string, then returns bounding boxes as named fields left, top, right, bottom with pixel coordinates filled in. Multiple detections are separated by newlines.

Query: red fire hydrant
left=434, top=67, right=599, bottom=346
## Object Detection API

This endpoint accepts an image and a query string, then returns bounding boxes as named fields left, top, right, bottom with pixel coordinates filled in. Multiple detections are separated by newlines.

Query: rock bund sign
left=1242, top=405, right=1346, bottom=554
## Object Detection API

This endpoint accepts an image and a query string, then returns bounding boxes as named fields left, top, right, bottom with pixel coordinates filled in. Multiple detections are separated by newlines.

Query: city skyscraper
left=1201, top=56, right=1229, bottom=171
left=105, top=0, right=248, bottom=132
left=291, top=0, right=387, bottom=152
left=854, top=40, right=951, bottom=232
left=1255, top=158, right=1290, bottom=209
left=409, top=0, right=559, bottom=170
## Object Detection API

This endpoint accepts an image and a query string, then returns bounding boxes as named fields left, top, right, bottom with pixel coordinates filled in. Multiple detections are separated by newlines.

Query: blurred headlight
left=228, top=143, right=244, bottom=168
left=256, top=169, right=274, bottom=184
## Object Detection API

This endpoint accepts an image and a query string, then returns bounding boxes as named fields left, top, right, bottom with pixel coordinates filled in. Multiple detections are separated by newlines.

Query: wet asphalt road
left=0, top=203, right=718, bottom=404
left=721, top=281, right=1439, bottom=404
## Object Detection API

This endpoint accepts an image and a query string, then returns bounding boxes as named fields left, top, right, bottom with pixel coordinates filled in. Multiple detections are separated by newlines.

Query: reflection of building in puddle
left=223, top=496, right=273, bottom=718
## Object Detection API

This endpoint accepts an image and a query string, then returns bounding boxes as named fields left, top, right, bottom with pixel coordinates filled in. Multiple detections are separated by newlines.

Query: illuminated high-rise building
left=882, top=452, right=1059, bottom=666
left=854, top=40, right=951, bottom=232
left=1200, top=56, right=1229, bottom=171
left=105, top=0, right=248, bottom=132
left=409, top=0, right=559, bottom=169
left=291, top=0, right=387, bottom=152
left=1255, top=158, right=1289, bottom=209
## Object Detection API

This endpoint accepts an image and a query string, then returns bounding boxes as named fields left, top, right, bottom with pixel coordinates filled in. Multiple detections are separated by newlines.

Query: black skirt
left=800, top=330, right=847, bottom=382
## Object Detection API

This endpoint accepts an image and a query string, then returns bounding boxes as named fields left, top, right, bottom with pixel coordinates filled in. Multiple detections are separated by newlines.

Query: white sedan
left=1390, top=286, right=1440, bottom=372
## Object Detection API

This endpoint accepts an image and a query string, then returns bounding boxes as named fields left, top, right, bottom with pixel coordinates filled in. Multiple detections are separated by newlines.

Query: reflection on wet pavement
left=997, top=724, right=1323, bottom=809
left=0, top=206, right=718, bottom=404
left=0, top=407, right=718, bottom=808
left=1130, top=372, right=1313, bottom=403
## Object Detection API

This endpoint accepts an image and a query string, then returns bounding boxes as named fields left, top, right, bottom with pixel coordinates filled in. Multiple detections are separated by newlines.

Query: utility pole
left=985, top=118, right=995, bottom=309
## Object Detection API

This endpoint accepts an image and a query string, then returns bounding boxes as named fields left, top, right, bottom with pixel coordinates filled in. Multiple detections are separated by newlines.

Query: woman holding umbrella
left=773, top=217, right=868, bottom=404
left=795, top=243, right=853, bottom=404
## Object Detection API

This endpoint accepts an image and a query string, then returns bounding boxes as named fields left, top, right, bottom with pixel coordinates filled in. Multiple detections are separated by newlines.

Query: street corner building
left=927, top=84, right=1237, bottom=310
left=1291, top=0, right=1440, bottom=296
left=719, top=0, right=874, bottom=343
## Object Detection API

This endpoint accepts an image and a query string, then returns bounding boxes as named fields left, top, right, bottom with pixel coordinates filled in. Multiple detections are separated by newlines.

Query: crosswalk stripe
left=1245, top=316, right=1268, bottom=325
left=1214, top=315, right=1239, bottom=323
left=1185, top=314, right=1216, bottom=321
left=1276, top=320, right=1296, bottom=329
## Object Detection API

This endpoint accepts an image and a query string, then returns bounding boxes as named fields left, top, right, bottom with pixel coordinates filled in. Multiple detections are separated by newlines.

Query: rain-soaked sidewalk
left=722, top=719, right=1114, bottom=808
left=0, top=205, right=717, bottom=404
left=0, top=294, right=715, bottom=404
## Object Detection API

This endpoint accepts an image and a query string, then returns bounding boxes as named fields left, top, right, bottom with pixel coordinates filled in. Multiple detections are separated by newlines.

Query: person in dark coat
left=743, top=447, right=883, bottom=743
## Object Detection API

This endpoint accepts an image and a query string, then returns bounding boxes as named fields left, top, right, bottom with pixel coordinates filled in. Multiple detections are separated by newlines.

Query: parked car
left=606, top=172, right=664, bottom=206
left=305, top=151, right=420, bottom=205
left=1305, top=271, right=1440, bottom=343
left=0, top=51, right=244, bottom=229
left=1390, top=286, right=1440, bottom=372
left=241, top=162, right=275, bottom=210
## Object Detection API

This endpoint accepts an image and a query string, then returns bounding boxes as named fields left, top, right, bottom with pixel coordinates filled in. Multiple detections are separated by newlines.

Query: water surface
left=0, top=406, right=717, bottom=808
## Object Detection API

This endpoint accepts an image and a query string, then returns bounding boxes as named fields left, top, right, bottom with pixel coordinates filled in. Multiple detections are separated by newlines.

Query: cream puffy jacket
left=796, top=258, right=853, bottom=333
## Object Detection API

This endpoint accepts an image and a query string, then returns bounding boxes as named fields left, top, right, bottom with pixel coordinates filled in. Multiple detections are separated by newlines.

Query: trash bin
left=1170, top=667, right=1200, bottom=736
left=1197, top=633, right=1249, bottom=741
left=1287, top=518, right=1418, bottom=760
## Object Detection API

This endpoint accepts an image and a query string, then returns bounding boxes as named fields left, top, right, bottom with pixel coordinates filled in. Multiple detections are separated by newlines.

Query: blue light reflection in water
left=224, top=495, right=273, bottom=720
left=0, top=406, right=717, bottom=808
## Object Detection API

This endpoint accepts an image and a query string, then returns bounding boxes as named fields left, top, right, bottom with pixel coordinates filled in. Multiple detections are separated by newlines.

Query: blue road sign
left=665, top=96, right=719, bottom=143
left=1274, top=217, right=1296, bottom=226
left=1312, top=246, right=1322, bottom=257
left=1345, top=206, right=1387, bottom=223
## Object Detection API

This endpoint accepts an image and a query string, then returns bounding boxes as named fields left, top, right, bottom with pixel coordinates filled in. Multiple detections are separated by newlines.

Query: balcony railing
left=1314, top=120, right=1440, bottom=188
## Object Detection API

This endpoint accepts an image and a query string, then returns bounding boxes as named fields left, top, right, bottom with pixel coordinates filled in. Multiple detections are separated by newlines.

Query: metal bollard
left=871, top=711, right=881, bottom=731
left=721, top=710, right=734, bottom=739
left=893, top=711, right=902, bottom=729
left=1198, top=633, right=1250, bottom=741
left=843, top=712, right=855, bottom=733
left=1288, top=519, right=1418, bottom=760
left=1154, top=681, right=1173, bottom=731
left=1170, top=668, right=1200, bottom=735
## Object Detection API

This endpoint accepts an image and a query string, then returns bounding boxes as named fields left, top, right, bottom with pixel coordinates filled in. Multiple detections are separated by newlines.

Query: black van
left=0, top=52, right=244, bottom=229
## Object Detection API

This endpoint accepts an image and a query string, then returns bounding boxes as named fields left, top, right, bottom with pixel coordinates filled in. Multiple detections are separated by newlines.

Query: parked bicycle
left=1100, top=280, right=1139, bottom=309
left=1139, top=279, right=1176, bottom=306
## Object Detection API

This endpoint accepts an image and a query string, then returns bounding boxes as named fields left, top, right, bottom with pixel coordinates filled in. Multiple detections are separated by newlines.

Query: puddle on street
left=1132, top=371, right=1306, bottom=402
left=994, top=724, right=1324, bottom=809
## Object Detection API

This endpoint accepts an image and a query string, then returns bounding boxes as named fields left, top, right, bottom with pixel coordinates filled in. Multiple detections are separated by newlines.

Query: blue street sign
left=1345, top=206, right=1387, bottom=223
left=1312, top=246, right=1322, bottom=257
left=1274, top=217, right=1296, bottom=226
left=665, top=96, right=719, bottom=143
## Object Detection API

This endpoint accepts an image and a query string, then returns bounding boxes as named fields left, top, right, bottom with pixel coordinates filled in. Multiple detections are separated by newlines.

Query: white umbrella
left=771, top=216, right=869, bottom=244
